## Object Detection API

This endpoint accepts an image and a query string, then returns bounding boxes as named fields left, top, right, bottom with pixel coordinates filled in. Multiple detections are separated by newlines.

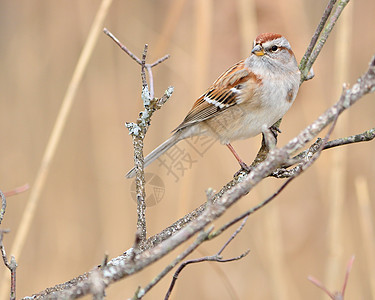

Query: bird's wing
left=173, top=60, right=260, bottom=132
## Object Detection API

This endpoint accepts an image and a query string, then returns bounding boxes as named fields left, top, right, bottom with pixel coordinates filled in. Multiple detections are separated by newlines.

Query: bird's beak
left=252, top=44, right=265, bottom=56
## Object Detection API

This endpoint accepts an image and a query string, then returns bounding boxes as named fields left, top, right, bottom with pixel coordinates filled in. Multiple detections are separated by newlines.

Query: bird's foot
left=234, top=161, right=252, bottom=177
left=269, top=124, right=282, bottom=140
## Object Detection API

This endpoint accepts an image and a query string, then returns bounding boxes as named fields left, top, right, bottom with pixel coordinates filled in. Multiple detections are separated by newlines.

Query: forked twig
left=133, top=227, right=214, bottom=299
left=163, top=217, right=250, bottom=300
left=103, top=28, right=169, bottom=99
left=308, top=255, right=355, bottom=299
left=104, top=28, right=173, bottom=247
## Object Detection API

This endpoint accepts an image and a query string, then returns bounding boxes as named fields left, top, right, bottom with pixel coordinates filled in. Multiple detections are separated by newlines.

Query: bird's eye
left=270, top=45, right=278, bottom=52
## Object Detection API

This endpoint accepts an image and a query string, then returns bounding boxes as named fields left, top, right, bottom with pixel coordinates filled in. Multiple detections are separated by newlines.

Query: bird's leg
left=269, top=124, right=281, bottom=141
left=226, top=143, right=251, bottom=172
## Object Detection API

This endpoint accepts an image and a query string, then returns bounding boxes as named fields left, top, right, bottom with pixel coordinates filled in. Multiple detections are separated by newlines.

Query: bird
left=126, top=33, right=300, bottom=178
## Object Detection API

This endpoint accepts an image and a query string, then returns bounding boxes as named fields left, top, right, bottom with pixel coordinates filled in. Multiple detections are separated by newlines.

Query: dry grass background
left=1, top=0, right=375, bottom=299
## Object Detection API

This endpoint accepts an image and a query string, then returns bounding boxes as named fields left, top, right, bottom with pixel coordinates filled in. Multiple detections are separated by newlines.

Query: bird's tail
left=125, top=132, right=182, bottom=178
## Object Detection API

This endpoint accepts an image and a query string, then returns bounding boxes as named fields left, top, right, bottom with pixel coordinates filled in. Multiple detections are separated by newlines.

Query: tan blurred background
left=1, top=0, right=375, bottom=299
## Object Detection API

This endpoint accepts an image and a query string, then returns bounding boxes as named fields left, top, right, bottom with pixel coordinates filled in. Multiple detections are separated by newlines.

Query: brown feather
left=173, top=61, right=261, bottom=132
left=255, top=33, right=282, bottom=44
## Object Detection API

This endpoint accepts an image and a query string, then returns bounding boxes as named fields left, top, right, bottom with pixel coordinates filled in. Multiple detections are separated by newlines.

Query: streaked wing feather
left=174, top=60, right=256, bottom=132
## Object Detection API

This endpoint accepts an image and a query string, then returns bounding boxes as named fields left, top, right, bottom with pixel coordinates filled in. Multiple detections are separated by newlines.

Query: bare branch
left=146, top=66, right=154, bottom=99
left=103, top=28, right=142, bottom=64
left=0, top=190, right=5, bottom=226
left=141, top=44, right=148, bottom=91
left=150, top=54, right=170, bottom=67
left=217, top=216, right=248, bottom=256
left=308, top=255, right=355, bottom=299
left=103, top=28, right=170, bottom=69
left=300, top=0, right=350, bottom=81
left=105, top=29, right=173, bottom=247
left=164, top=218, right=250, bottom=300
left=300, top=0, right=337, bottom=72
left=103, top=28, right=170, bottom=99
left=134, top=227, right=214, bottom=299
left=1, top=230, right=17, bottom=300
left=324, top=127, right=375, bottom=149
left=271, top=126, right=375, bottom=178
left=3, top=184, right=29, bottom=198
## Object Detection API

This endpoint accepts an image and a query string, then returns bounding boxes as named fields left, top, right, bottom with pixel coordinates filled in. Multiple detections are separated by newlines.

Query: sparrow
left=126, top=33, right=300, bottom=178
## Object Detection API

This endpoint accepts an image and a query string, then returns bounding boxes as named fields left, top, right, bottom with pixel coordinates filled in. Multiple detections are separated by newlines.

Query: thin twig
left=103, top=27, right=169, bottom=99
left=136, top=215, right=249, bottom=299
left=103, top=28, right=170, bottom=68
left=141, top=44, right=148, bottom=90
left=341, top=255, right=355, bottom=297
left=150, top=55, right=170, bottom=67
left=103, top=28, right=142, bottom=64
left=0, top=190, right=5, bottom=226
left=0, top=191, right=16, bottom=300
left=300, top=0, right=337, bottom=72
left=1, top=185, right=30, bottom=225
left=134, top=227, right=214, bottom=299
left=324, top=127, right=375, bottom=149
left=308, top=275, right=336, bottom=299
left=308, top=255, right=355, bottom=299
left=1, top=230, right=17, bottom=300
left=301, top=0, right=350, bottom=81
left=217, top=216, right=248, bottom=256
left=271, top=126, right=375, bottom=178
left=146, top=66, right=154, bottom=99
left=3, top=184, right=29, bottom=198
left=164, top=218, right=250, bottom=300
